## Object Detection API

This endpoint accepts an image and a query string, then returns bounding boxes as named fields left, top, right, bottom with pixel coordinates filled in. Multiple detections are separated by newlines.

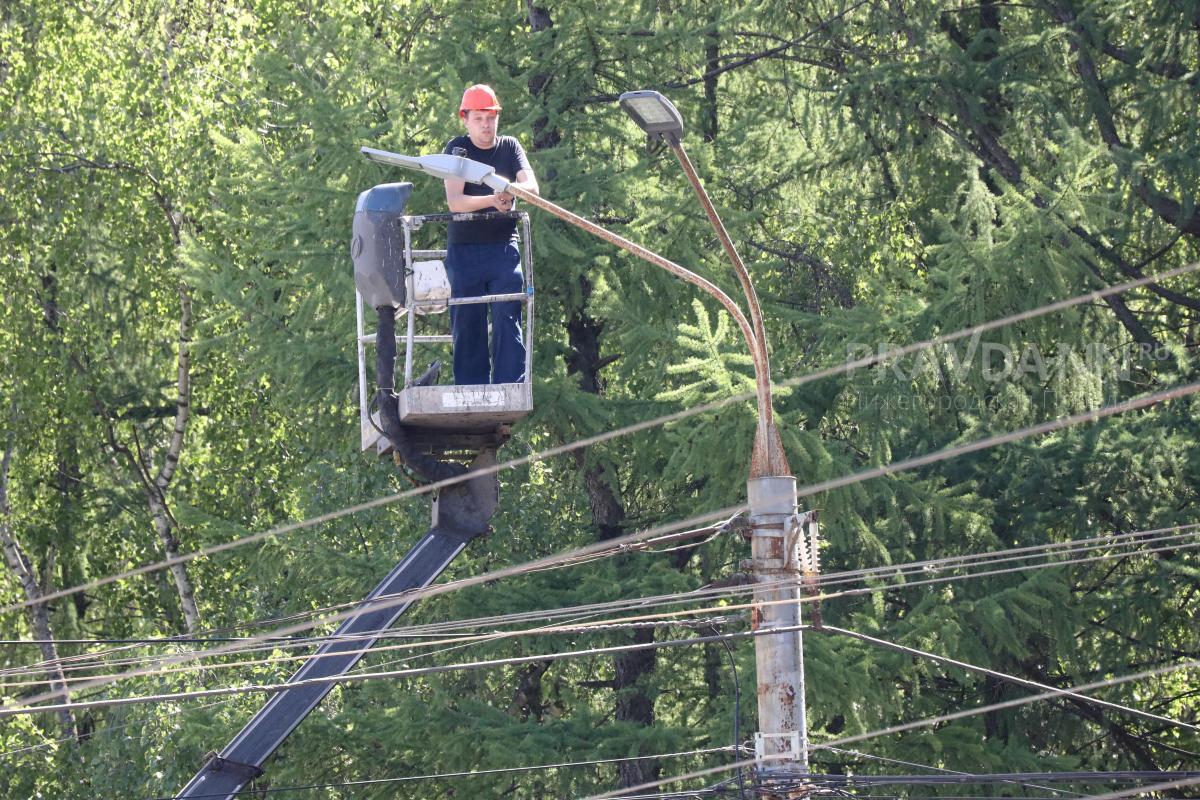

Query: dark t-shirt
left=443, top=134, right=531, bottom=245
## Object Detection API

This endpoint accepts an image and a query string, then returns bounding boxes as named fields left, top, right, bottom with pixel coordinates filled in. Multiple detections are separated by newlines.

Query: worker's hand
left=493, top=191, right=515, bottom=212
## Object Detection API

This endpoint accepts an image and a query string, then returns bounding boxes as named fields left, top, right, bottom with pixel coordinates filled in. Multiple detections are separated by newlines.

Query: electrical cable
left=4, top=519, right=1191, bottom=694
left=779, top=772, right=1200, bottom=786
left=0, top=516, right=740, bottom=679
left=1079, top=775, right=1200, bottom=799
left=38, top=375, right=1197, bottom=691
left=0, top=511, right=741, bottom=707
left=4, top=455, right=1195, bottom=724
left=810, top=659, right=1200, bottom=752
left=10, top=622, right=1197, bottom=734
left=2, top=623, right=816, bottom=716
left=597, top=760, right=1200, bottom=800
left=7, top=544, right=1190, bottom=777
left=0, top=614, right=742, bottom=690
left=814, top=625, right=1198, bottom=731
left=6, top=520, right=1192, bottom=683
left=580, top=755, right=773, bottom=800
left=4, top=261, right=1195, bottom=620
left=3, top=525, right=1195, bottom=701
left=715, top=631, right=747, bottom=800
left=0, top=603, right=623, bottom=761
left=5, top=531, right=1191, bottom=702
left=134, top=746, right=737, bottom=800
left=820, top=748, right=1094, bottom=796
left=3, top=525, right=1193, bottom=705
left=819, top=746, right=1086, bottom=798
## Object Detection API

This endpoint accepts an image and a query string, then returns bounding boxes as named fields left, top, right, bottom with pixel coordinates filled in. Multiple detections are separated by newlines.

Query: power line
left=3, top=523, right=1193, bottom=706
left=814, top=625, right=1198, bottom=731
left=0, top=605, right=666, bottom=762
left=0, top=510, right=743, bottom=709
left=9, top=620, right=1197, bottom=729
left=14, top=519, right=1191, bottom=670
left=6, top=520, right=1188, bottom=683
left=0, top=615, right=741, bottom=691
left=3, top=524, right=1195, bottom=701
left=0, top=517, right=736, bottom=685
left=581, top=756, right=772, bottom=800
left=58, top=376, right=1200, bottom=689
left=817, top=746, right=1086, bottom=798
left=787, top=772, right=1200, bottom=786
left=579, top=753, right=1200, bottom=800
left=1080, top=775, right=1200, bottom=799
left=790, top=382, right=1200, bottom=503
left=4, top=532, right=1194, bottom=699
left=4, top=530, right=1193, bottom=766
left=4, top=523, right=1192, bottom=693
left=15, top=515, right=1185, bottom=672
left=4, top=262, right=1195, bottom=620
left=135, top=746, right=736, bottom=800
left=811, top=659, right=1200, bottom=752
left=6, top=380, right=1196, bottom=715
left=1, top=623, right=816, bottom=716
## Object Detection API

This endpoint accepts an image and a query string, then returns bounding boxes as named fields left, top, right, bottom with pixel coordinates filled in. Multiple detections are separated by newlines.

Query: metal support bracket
left=754, top=731, right=804, bottom=763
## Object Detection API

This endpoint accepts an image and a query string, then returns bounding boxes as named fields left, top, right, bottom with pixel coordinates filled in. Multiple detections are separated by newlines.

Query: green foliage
left=0, top=0, right=1196, bottom=796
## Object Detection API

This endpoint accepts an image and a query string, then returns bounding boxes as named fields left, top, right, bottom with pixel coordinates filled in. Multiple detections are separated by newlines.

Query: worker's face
left=463, top=110, right=499, bottom=148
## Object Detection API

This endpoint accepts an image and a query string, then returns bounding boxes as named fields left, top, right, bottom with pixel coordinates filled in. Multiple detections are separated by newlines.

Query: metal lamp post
left=361, top=131, right=812, bottom=776
left=618, top=89, right=810, bottom=777
left=617, top=90, right=789, bottom=478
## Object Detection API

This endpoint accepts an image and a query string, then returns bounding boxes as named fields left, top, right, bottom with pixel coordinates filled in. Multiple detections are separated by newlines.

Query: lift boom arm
left=175, top=458, right=497, bottom=799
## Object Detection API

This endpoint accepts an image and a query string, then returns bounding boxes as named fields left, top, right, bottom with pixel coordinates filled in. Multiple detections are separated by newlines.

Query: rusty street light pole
left=360, top=139, right=814, bottom=779
left=617, top=89, right=811, bottom=779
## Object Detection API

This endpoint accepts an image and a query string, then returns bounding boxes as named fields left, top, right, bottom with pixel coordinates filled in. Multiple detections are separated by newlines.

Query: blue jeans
left=444, top=242, right=526, bottom=385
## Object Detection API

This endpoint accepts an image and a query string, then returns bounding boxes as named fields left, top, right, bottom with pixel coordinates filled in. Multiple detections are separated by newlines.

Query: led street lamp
left=618, top=90, right=685, bottom=143
left=359, top=147, right=510, bottom=192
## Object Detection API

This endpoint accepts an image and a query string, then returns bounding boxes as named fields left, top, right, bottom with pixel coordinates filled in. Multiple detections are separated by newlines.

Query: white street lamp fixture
left=360, top=147, right=509, bottom=191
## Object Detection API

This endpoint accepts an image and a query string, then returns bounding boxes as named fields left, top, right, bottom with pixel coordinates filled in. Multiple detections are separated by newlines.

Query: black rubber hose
left=375, top=308, right=467, bottom=483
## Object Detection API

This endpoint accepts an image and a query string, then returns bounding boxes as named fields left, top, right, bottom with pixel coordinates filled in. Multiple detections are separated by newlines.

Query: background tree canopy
left=0, top=1, right=1197, bottom=797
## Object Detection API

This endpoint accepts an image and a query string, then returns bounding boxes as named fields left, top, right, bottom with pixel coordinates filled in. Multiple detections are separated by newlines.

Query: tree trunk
left=1, top=410, right=78, bottom=740
left=564, top=277, right=658, bottom=787
left=103, top=283, right=200, bottom=633
left=524, top=6, right=656, bottom=785
left=614, top=625, right=660, bottom=787
left=147, top=467, right=200, bottom=633
left=147, top=283, right=199, bottom=633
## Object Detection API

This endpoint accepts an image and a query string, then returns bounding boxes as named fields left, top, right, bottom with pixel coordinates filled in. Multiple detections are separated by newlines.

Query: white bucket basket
left=412, top=260, right=450, bottom=314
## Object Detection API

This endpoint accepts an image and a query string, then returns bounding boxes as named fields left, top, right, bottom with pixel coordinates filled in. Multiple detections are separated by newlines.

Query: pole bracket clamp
left=754, top=730, right=805, bottom=764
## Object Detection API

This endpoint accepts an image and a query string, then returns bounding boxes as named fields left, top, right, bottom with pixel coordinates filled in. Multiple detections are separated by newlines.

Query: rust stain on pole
left=671, top=144, right=791, bottom=479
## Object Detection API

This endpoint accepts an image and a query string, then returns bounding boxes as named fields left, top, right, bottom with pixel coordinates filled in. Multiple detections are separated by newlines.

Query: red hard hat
left=459, top=84, right=502, bottom=117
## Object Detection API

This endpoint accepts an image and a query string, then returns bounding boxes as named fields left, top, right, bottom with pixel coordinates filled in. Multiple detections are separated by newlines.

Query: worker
left=442, top=84, right=540, bottom=386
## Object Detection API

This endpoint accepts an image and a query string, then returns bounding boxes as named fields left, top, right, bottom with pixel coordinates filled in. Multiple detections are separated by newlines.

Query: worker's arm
left=491, top=169, right=538, bottom=212
left=509, top=168, right=539, bottom=196
left=444, top=177, right=507, bottom=213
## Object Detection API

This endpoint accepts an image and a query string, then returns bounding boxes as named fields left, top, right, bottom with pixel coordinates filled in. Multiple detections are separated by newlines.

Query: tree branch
left=1048, top=2, right=1200, bottom=237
